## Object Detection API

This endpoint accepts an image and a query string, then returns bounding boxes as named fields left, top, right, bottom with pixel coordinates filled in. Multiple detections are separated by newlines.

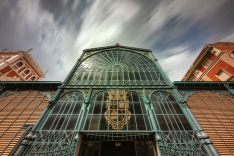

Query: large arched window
left=151, top=91, right=192, bottom=131
left=69, top=50, right=166, bottom=85
left=151, top=92, right=207, bottom=155
left=42, top=92, right=84, bottom=131
left=28, top=92, right=84, bottom=155
left=84, top=90, right=151, bottom=131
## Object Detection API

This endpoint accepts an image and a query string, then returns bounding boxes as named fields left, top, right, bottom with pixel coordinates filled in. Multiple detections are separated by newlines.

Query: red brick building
left=0, top=49, right=45, bottom=81
left=182, top=42, right=234, bottom=81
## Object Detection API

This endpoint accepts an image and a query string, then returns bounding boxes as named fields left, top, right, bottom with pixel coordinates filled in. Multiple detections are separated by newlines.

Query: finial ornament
left=26, top=48, right=33, bottom=53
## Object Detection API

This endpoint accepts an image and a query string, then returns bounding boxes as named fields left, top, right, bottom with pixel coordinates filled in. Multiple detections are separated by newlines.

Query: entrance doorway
left=100, top=141, right=136, bottom=156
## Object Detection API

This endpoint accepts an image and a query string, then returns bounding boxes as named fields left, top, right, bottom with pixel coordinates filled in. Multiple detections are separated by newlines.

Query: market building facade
left=0, top=44, right=234, bottom=155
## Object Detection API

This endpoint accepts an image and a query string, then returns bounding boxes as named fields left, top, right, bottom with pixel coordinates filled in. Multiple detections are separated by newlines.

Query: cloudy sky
left=0, top=0, right=234, bottom=82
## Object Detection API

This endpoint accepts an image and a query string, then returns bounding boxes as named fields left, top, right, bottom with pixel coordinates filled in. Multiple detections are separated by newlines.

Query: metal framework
left=0, top=45, right=233, bottom=156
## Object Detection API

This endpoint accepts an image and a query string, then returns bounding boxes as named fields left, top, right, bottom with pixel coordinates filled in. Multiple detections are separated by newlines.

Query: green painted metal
left=6, top=45, right=229, bottom=155
left=224, top=84, right=234, bottom=96
left=10, top=125, right=33, bottom=156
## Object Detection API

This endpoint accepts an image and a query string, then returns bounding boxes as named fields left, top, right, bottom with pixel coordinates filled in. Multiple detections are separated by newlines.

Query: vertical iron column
left=141, top=89, right=162, bottom=156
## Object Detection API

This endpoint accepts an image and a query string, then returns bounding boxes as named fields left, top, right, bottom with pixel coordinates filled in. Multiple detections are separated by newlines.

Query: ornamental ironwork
left=69, top=50, right=166, bottom=85
left=6, top=45, right=228, bottom=156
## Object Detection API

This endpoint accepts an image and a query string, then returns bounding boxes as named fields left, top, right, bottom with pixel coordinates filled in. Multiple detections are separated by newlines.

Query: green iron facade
left=1, top=44, right=234, bottom=155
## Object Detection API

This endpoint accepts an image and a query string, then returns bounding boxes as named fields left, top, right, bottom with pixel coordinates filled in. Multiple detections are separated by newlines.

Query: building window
left=13, top=61, right=24, bottom=70
left=21, top=69, right=31, bottom=77
left=216, top=69, right=230, bottom=81
left=202, top=59, right=211, bottom=68
left=30, top=75, right=36, bottom=81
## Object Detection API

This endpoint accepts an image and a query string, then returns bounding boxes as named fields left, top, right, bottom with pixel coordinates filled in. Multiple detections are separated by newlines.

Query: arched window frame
left=84, top=89, right=151, bottom=131
left=28, top=75, right=37, bottom=81
left=70, top=50, right=166, bottom=85
left=20, top=68, right=31, bottom=78
left=41, top=91, right=84, bottom=131
left=150, top=91, right=192, bottom=131
left=12, top=60, right=25, bottom=70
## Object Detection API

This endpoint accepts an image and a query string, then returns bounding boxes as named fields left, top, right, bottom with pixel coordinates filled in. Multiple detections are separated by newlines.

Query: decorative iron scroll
left=157, top=131, right=207, bottom=156
left=27, top=131, right=78, bottom=155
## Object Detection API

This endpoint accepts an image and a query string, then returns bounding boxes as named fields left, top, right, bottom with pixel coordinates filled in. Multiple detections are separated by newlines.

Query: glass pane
left=94, top=73, right=101, bottom=80
left=145, top=72, right=152, bottom=80
left=67, top=102, right=76, bottom=114
left=136, top=116, right=146, bottom=130
left=72, top=102, right=82, bottom=114
left=75, top=92, right=84, bottom=101
left=150, top=72, right=158, bottom=80
left=165, top=115, right=179, bottom=130
left=66, top=116, right=78, bottom=130
left=63, top=103, right=71, bottom=114
left=88, top=72, right=94, bottom=80
left=99, top=115, right=108, bottom=130
left=61, top=116, right=70, bottom=130
left=128, top=115, right=137, bottom=130
left=140, top=72, right=147, bottom=80
left=89, top=115, right=100, bottom=130
left=82, top=72, right=88, bottom=80
left=132, top=103, right=142, bottom=114
left=156, top=115, right=168, bottom=131
left=151, top=94, right=157, bottom=102
left=55, top=116, right=65, bottom=130
left=178, top=115, right=192, bottom=130
left=134, top=72, right=140, bottom=80
left=169, top=97, right=183, bottom=114
left=96, top=92, right=104, bottom=101
left=51, top=102, right=63, bottom=114
left=124, top=72, right=129, bottom=80
left=118, top=72, right=123, bottom=80
left=112, top=72, right=118, bottom=80
left=160, top=102, right=170, bottom=114
left=106, top=72, right=111, bottom=80
left=129, top=72, right=135, bottom=80
left=43, top=115, right=56, bottom=130
left=93, top=102, right=102, bottom=114
left=100, top=72, right=106, bottom=80
left=130, top=92, right=139, bottom=102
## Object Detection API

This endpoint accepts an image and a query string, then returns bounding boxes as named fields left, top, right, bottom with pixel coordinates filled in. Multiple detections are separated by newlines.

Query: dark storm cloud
left=0, top=0, right=233, bottom=81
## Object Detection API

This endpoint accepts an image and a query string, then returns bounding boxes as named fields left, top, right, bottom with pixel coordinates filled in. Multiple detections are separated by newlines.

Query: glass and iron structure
left=1, top=44, right=234, bottom=155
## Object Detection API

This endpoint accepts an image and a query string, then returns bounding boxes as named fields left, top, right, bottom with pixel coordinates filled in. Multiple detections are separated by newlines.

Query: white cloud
left=158, top=45, right=198, bottom=81
left=75, top=1, right=140, bottom=50
left=1, top=0, right=233, bottom=82
left=13, top=0, right=80, bottom=80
